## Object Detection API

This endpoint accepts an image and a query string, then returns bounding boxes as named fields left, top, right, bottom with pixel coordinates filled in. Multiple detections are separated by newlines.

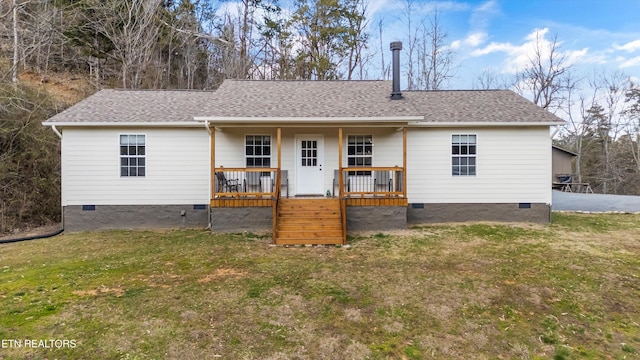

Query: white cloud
left=471, top=42, right=516, bottom=56
left=466, top=32, right=487, bottom=46
left=620, top=56, right=640, bottom=68
left=366, top=0, right=401, bottom=20
left=470, top=28, right=589, bottom=73
left=613, top=39, right=640, bottom=53
left=565, top=48, right=589, bottom=66
left=415, top=1, right=471, bottom=13
left=470, top=0, right=499, bottom=30
left=451, top=32, right=487, bottom=50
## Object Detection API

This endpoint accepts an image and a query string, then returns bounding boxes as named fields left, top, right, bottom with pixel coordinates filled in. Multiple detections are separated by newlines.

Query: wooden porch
left=209, top=127, right=408, bottom=245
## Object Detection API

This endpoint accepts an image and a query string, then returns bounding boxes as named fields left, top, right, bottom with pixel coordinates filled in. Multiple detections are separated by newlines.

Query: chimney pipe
left=390, top=41, right=403, bottom=100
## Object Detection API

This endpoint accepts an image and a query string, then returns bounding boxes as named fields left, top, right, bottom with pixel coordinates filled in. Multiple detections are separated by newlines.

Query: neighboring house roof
left=552, top=145, right=579, bottom=156
left=43, top=89, right=214, bottom=126
left=43, top=80, right=565, bottom=127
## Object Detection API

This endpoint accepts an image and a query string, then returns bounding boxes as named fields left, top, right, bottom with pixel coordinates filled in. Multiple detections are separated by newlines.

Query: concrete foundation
left=63, top=204, right=210, bottom=232
left=63, top=201, right=551, bottom=234
left=346, top=206, right=407, bottom=231
left=407, top=203, right=551, bottom=224
left=210, top=207, right=273, bottom=233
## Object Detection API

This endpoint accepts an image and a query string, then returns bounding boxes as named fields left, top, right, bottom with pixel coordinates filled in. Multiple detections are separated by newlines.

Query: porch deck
left=209, top=127, right=408, bottom=244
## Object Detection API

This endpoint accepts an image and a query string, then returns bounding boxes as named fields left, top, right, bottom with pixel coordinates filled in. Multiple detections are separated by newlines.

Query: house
left=43, top=42, right=565, bottom=244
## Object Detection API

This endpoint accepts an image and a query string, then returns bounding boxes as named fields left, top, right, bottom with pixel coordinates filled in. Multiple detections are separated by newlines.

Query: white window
left=120, top=134, right=145, bottom=177
left=245, top=135, right=271, bottom=167
left=452, top=134, right=476, bottom=176
left=347, top=135, right=373, bottom=175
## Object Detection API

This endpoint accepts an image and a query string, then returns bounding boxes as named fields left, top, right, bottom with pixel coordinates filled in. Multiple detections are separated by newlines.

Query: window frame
left=451, top=134, right=477, bottom=177
left=119, top=133, right=146, bottom=177
left=245, top=134, right=272, bottom=169
left=346, top=134, right=374, bottom=176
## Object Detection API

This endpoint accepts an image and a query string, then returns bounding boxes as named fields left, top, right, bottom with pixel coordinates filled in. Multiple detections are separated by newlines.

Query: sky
left=367, top=0, right=640, bottom=89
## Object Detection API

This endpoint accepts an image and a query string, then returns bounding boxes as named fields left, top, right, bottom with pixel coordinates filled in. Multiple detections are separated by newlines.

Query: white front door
left=296, top=135, right=324, bottom=195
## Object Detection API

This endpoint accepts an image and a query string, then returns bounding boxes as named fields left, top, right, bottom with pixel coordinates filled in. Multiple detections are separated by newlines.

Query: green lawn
left=1, top=213, right=639, bottom=359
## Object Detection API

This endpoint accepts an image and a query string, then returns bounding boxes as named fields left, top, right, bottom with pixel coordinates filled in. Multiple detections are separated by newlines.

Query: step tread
left=275, top=238, right=344, bottom=245
left=275, top=199, right=344, bottom=244
left=278, top=224, right=342, bottom=230
left=276, top=230, right=343, bottom=238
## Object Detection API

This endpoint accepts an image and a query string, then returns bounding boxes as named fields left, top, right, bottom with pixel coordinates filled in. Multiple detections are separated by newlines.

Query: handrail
left=340, top=197, right=347, bottom=245
left=338, top=166, right=406, bottom=199
left=272, top=169, right=281, bottom=244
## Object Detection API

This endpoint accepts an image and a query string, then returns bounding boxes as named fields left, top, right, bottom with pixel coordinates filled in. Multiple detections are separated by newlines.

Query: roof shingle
left=44, top=89, right=215, bottom=124
left=44, top=80, right=565, bottom=125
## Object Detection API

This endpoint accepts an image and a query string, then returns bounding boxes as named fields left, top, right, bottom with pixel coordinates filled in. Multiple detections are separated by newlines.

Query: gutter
left=409, top=121, right=566, bottom=127
left=42, top=121, right=205, bottom=128
left=51, top=125, right=63, bottom=139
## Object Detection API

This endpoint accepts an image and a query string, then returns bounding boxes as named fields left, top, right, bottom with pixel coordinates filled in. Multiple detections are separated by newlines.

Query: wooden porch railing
left=213, top=167, right=279, bottom=199
left=337, top=167, right=406, bottom=198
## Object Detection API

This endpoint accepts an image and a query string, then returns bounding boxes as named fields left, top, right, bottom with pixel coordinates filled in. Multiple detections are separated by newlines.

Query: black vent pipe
left=390, top=41, right=403, bottom=100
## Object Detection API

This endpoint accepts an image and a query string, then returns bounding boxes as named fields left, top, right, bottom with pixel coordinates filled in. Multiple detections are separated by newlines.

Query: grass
left=1, top=213, right=639, bottom=359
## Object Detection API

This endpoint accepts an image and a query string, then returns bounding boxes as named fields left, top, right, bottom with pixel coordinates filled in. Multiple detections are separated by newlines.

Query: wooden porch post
left=211, top=126, right=215, bottom=199
left=277, top=127, right=282, bottom=170
left=273, top=127, right=282, bottom=244
left=338, top=128, right=343, bottom=197
left=403, top=127, right=407, bottom=197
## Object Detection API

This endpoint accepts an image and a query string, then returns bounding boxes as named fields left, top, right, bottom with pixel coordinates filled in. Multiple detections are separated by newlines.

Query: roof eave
left=42, top=121, right=205, bottom=128
left=194, top=116, right=424, bottom=124
left=409, top=121, right=566, bottom=127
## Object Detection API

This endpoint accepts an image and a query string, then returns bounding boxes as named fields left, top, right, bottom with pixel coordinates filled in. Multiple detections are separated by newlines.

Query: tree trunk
left=13, top=0, right=19, bottom=84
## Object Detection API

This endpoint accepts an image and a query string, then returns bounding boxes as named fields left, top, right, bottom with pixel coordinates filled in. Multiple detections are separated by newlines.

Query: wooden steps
left=274, top=198, right=344, bottom=245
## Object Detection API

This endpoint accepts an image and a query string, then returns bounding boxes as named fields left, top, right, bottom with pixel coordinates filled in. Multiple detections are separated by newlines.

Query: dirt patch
left=198, top=268, right=248, bottom=284
left=19, top=71, right=94, bottom=105
left=136, top=273, right=182, bottom=288
left=72, top=286, right=125, bottom=297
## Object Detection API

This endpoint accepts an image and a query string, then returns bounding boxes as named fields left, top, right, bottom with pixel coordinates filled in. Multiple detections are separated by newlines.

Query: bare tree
left=402, top=0, right=419, bottom=89
left=513, top=32, right=571, bottom=112
left=473, top=69, right=510, bottom=90
left=83, top=0, right=163, bottom=88
left=418, top=8, right=454, bottom=90
left=345, top=0, right=369, bottom=80
left=377, top=17, right=389, bottom=79
left=12, top=0, right=18, bottom=84
left=402, top=3, right=454, bottom=90
left=622, top=84, right=640, bottom=172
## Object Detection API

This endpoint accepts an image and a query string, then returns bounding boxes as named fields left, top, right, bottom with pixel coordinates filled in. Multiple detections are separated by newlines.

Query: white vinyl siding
left=407, top=127, right=552, bottom=204
left=61, top=128, right=209, bottom=206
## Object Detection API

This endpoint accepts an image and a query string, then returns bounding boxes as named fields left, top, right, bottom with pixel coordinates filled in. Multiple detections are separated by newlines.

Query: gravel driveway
left=552, top=190, right=640, bottom=213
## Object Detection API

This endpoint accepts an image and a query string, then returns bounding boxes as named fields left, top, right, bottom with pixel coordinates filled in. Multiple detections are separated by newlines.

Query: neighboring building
left=552, top=145, right=578, bottom=182
left=43, top=43, right=565, bottom=244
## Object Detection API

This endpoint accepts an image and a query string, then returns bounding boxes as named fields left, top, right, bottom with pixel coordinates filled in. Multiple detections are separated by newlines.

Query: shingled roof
left=403, top=89, right=565, bottom=124
left=43, top=89, right=214, bottom=125
left=197, top=80, right=419, bottom=119
left=43, top=80, right=565, bottom=126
